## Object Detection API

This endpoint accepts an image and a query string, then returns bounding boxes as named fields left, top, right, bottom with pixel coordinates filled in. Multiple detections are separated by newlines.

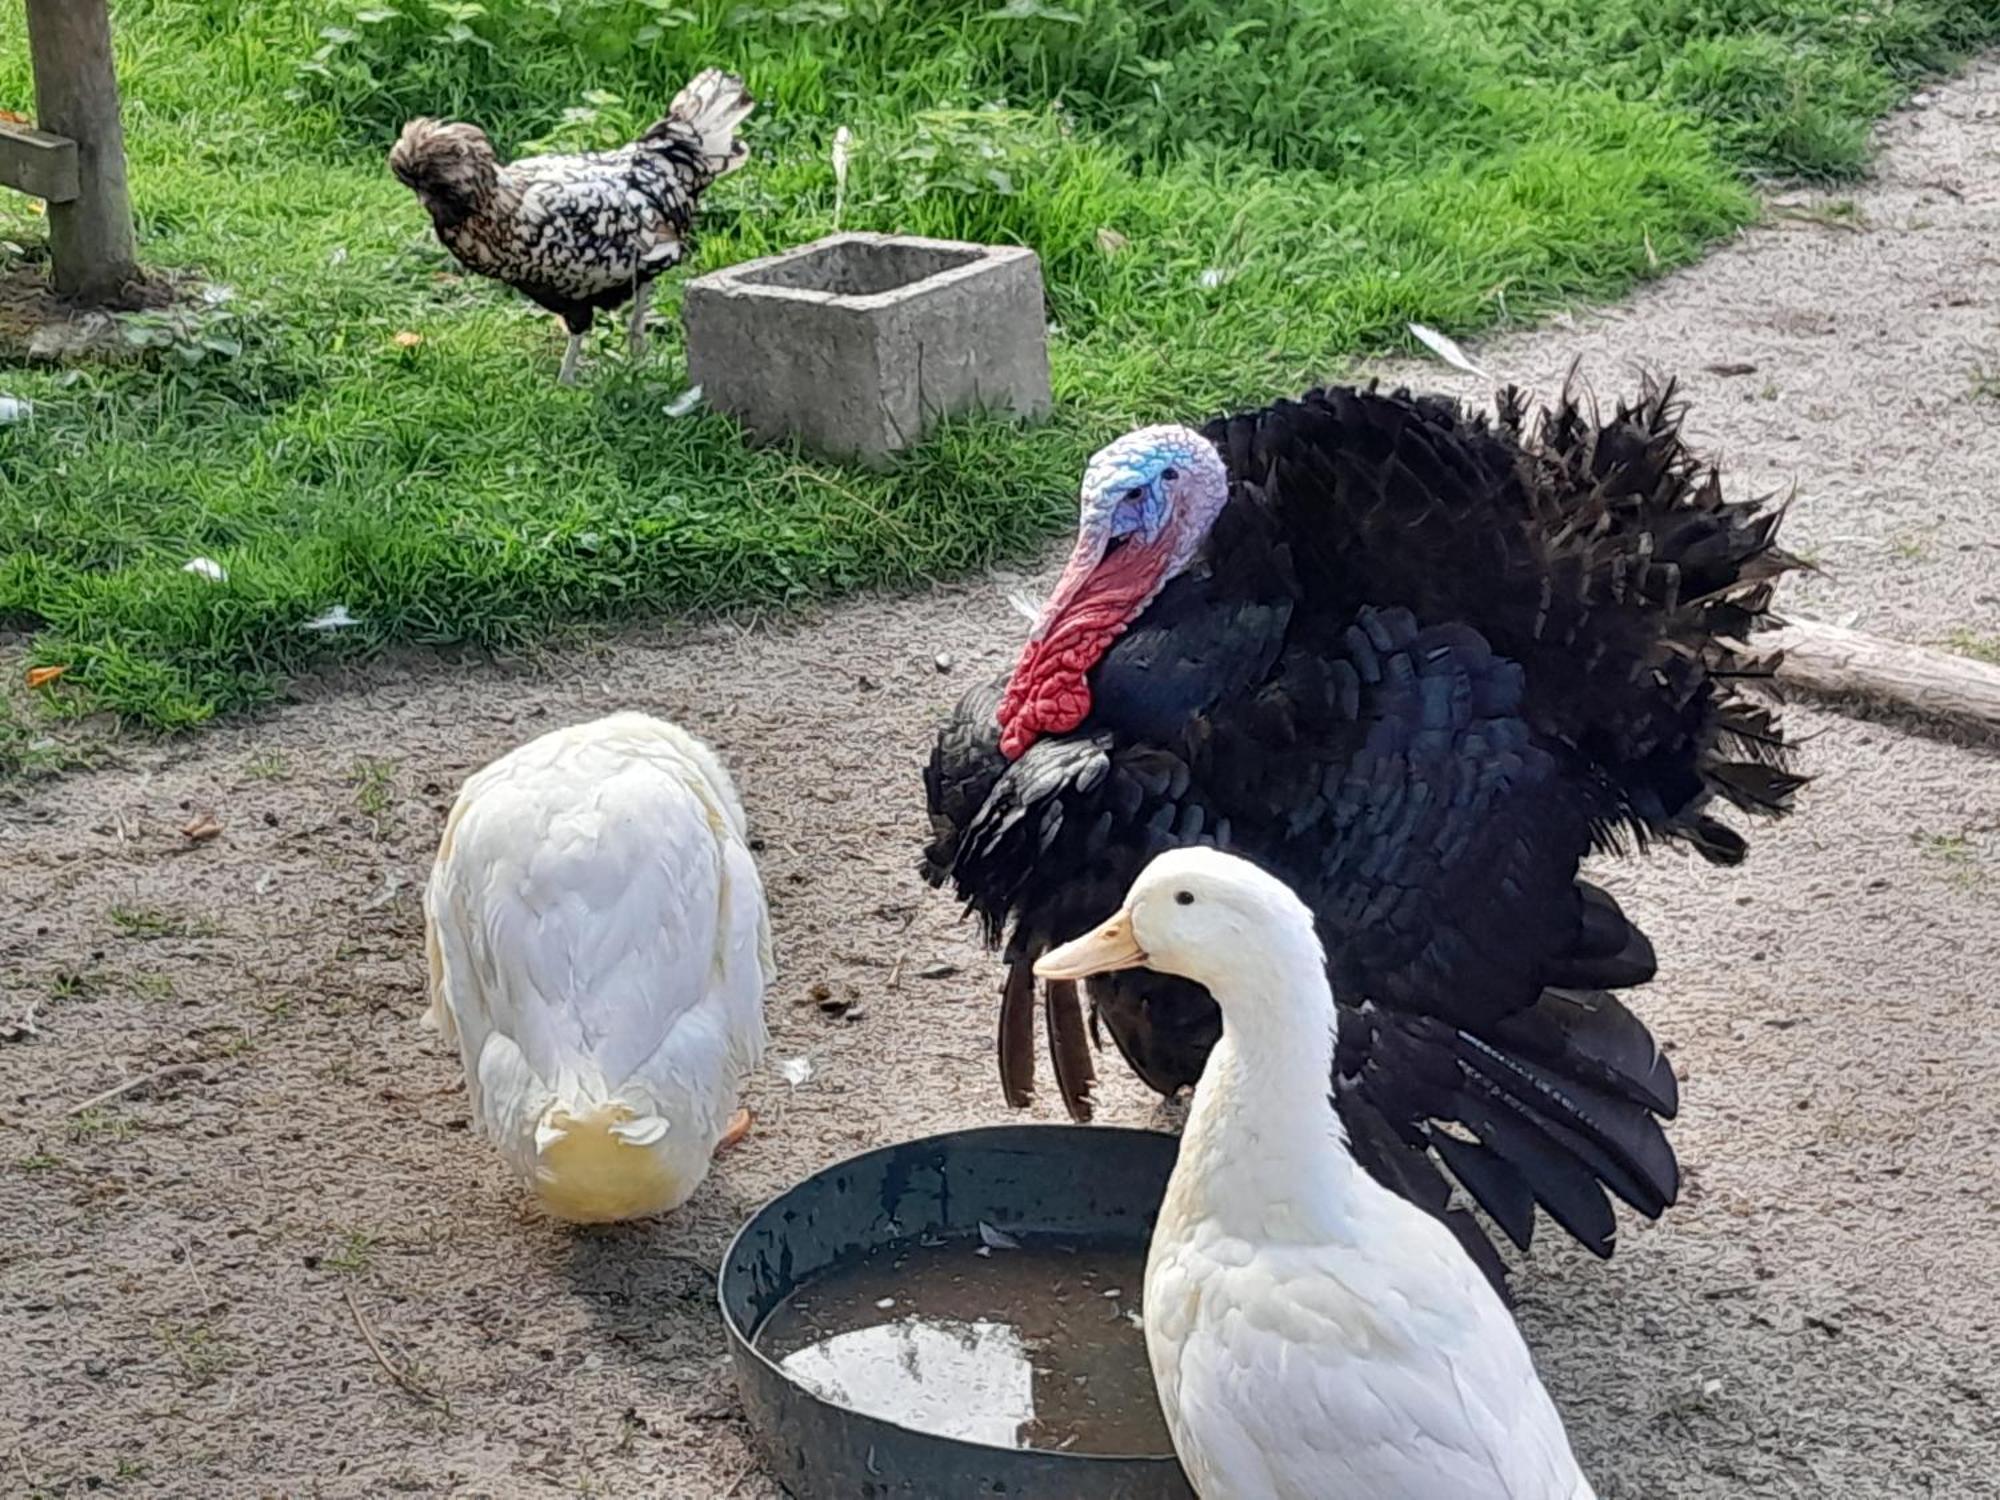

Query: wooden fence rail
left=0, top=0, right=137, bottom=302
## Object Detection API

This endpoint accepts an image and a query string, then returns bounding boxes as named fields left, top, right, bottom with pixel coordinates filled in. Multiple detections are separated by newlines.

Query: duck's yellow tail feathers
left=532, top=1101, right=696, bottom=1224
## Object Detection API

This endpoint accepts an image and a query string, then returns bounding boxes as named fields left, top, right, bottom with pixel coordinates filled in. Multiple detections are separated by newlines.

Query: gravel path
left=4, top=60, right=1999, bottom=1500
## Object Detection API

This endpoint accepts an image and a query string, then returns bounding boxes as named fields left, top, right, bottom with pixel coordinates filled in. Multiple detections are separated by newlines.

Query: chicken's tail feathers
left=655, top=68, right=755, bottom=178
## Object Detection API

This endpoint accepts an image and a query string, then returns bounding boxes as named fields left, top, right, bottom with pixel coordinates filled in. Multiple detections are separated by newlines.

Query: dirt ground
left=6, top=60, right=2000, bottom=1500
left=0, top=251, right=185, bottom=364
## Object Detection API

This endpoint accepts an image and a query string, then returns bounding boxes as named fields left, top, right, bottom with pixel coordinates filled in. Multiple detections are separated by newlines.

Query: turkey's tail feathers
left=993, top=964, right=1111, bottom=1127
left=1346, top=980, right=1680, bottom=1280
left=1498, top=372, right=1807, bottom=861
left=1044, top=977, right=1097, bottom=1123
left=655, top=68, right=755, bottom=178
left=1201, top=376, right=1803, bottom=865
left=1334, top=874, right=1679, bottom=1282
left=998, top=958, right=1038, bottom=1109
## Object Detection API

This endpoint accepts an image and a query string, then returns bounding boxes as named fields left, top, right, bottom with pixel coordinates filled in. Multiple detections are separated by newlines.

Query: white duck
left=1037, top=847, right=1595, bottom=1500
left=424, top=711, right=772, bottom=1223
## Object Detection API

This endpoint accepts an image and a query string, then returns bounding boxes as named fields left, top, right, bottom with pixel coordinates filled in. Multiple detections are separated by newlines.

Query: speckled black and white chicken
left=390, top=69, right=754, bottom=382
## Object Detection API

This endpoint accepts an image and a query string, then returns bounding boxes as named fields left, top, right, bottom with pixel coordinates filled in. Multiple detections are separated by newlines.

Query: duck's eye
left=1175, top=890, right=1194, bottom=906
left=1161, top=466, right=1179, bottom=481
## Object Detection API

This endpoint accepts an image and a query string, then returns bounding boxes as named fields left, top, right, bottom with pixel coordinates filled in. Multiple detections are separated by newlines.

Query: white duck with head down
left=424, top=712, right=771, bottom=1223
left=1038, top=847, right=1596, bottom=1500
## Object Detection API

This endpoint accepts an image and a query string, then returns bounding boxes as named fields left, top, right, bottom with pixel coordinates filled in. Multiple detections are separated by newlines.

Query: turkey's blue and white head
left=997, top=424, right=1231, bottom=759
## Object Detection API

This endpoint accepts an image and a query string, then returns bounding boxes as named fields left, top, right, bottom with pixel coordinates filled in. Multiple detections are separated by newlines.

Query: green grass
left=70, top=1108, right=138, bottom=1144
left=1944, top=629, right=2000, bottom=666
left=0, top=693, right=104, bottom=780
left=323, top=1229, right=378, bottom=1275
left=1, top=0, right=1995, bottom=731
left=107, top=904, right=219, bottom=940
left=348, top=755, right=398, bottom=817
left=129, top=972, right=178, bottom=1003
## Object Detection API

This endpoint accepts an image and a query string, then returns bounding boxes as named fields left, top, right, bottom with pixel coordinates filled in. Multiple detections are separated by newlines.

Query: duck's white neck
left=1170, top=926, right=1380, bottom=1241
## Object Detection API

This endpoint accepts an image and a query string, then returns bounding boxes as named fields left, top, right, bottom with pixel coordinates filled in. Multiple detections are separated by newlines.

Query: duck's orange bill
left=1035, top=911, right=1147, bottom=981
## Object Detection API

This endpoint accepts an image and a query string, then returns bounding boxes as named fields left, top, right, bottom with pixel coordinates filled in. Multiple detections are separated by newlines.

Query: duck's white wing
left=427, top=751, right=756, bottom=1121
left=716, top=834, right=774, bottom=1077
left=1153, top=1241, right=1591, bottom=1500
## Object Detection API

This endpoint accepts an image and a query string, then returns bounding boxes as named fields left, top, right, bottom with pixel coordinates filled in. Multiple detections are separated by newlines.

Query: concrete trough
left=682, top=232, right=1053, bottom=463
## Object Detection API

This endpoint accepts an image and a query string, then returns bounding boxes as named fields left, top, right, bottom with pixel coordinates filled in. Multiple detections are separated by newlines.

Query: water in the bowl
left=756, top=1234, right=1172, bottom=1456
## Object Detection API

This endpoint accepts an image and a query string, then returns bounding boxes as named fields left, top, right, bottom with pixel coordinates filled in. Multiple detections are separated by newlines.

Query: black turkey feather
left=922, top=376, right=1803, bottom=1282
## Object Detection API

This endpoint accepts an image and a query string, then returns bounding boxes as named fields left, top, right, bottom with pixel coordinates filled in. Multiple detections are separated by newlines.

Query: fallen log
left=1765, top=617, right=2000, bottom=733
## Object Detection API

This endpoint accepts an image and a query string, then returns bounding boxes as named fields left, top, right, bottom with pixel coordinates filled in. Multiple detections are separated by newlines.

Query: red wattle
left=997, top=627, right=1123, bottom=758
left=995, top=533, right=1174, bottom=759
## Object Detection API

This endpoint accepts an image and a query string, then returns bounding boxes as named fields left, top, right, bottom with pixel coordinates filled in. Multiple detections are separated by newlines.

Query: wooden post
left=23, top=0, right=137, bottom=302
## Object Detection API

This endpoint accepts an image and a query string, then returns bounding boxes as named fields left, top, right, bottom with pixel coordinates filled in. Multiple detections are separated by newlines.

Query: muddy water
left=755, top=1235, right=1173, bottom=1455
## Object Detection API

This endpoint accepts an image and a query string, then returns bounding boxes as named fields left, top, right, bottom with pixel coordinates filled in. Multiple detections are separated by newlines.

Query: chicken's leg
left=625, top=283, right=652, bottom=362
left=558, top=331, right=584, bottom=386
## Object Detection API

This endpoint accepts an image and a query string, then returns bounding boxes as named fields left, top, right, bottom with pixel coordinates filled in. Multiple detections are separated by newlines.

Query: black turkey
left=922, top=378, right=1803, bottom=1285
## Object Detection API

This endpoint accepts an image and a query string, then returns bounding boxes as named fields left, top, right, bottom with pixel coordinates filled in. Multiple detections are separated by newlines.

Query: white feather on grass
left=1006, top=589, right=1044, bottom=624
left=303, top=604, right=361, bottom=632
left=1406, top=321, right=1494, bottom=382
left=831, top=126, right=853, bottom=231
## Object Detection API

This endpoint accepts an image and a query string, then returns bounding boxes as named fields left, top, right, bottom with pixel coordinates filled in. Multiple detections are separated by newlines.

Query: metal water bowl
left=718, top=1124, right=1194, bottom=1499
